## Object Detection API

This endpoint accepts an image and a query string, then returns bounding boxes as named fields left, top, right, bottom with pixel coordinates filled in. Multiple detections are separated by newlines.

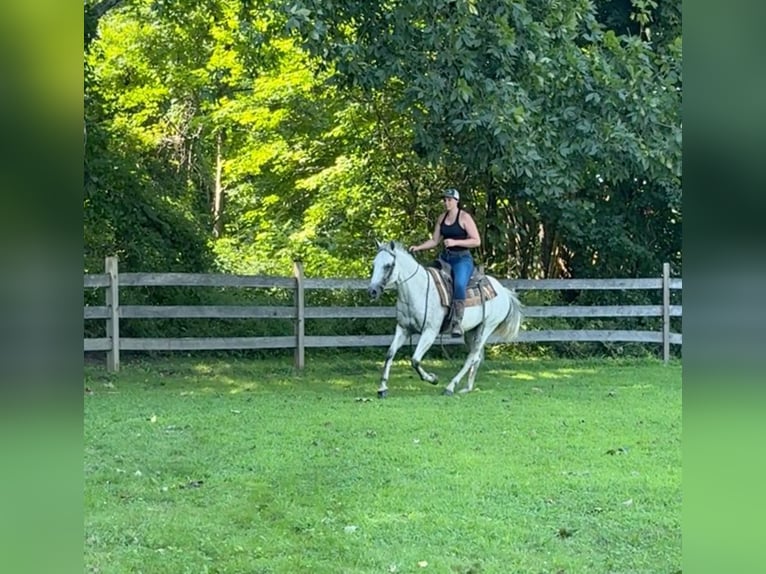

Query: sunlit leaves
left=85, top=0, right=681, bottom=285
left=284, top=0, right=681, bottom=278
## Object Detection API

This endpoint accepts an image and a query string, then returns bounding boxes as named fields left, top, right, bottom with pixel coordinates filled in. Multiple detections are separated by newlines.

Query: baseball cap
left=442, top=188, right=460, bottom=201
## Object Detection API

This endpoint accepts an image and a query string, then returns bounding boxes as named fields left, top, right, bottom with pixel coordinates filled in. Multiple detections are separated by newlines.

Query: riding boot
left=450, top=300, right=465, bottom=338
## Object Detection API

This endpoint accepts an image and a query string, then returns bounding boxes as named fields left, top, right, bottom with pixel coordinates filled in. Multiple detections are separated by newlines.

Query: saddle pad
left=465, top=280, right=498, bottom=307
left=427, top=267, right=451, bottom=307
left=426, top=267, right=498, bottom=308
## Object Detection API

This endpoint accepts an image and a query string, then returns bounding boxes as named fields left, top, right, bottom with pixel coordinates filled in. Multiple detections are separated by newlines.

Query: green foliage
left=84, top=119, right=214, bottom=274
left=285, top=0, right=682, bottom=278
left=85, top=356, right=681, bottom=573
left=84, top=0, right=682, bottom=352
left=209, top=41, right=447, bottom=278
left=85, top=0, right=283, bottom=274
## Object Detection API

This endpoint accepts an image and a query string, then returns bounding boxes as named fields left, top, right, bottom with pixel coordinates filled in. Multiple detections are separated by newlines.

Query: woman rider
left=408, top=188, right=481, bottom=337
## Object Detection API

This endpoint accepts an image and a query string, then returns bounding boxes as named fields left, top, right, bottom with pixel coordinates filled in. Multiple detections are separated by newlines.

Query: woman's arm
left=409, top=214, right=444, bottom=252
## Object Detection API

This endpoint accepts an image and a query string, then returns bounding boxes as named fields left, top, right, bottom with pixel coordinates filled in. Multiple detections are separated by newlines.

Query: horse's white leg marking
left=463, top=347, right=485, bottom=393
left=379, top=324, right=408, bottom=394
left=444, top=346, right=480, bottom=394
left=462, top=323, right=497, bottom=392
left=457, top=330, right=482, bottom=393
left=445, top=322, right=495, bottom=394
left=409, top=328, right=439, bottom=384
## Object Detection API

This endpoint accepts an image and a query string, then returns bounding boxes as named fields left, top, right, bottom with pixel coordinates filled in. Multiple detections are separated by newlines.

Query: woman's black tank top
left=440, top=209, right=468, bottom=242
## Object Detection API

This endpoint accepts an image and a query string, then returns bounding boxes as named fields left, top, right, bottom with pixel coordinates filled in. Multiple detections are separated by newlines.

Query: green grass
left=84, top=355, right=681, bottom=574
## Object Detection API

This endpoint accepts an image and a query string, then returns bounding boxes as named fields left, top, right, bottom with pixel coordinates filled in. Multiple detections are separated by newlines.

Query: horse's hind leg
left=456, top=328, right=478, bottom=393
left=378, top=325, right=408, bottom=398
left=463, top=347, right=485, bottom=393
left=461, top=326, right=496, bottom=393
left=443, top=328, right=487, bottom=396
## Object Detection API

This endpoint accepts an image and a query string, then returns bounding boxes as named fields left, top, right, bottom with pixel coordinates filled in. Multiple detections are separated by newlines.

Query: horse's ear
left=389, top=240, right=396, bottom=250
left=375, top=239, right=382, bottom=249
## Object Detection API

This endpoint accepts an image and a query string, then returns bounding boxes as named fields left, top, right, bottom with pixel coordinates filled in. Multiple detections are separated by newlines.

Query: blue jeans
left=439, top=251, right=474, bottom=301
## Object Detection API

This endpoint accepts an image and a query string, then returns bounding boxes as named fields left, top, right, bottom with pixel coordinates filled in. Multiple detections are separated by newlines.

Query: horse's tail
left=493, top=288, right=523, bottom=341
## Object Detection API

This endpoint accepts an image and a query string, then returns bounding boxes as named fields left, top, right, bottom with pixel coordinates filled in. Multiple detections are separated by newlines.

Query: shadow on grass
left=83, top=353, right=626, bottom=400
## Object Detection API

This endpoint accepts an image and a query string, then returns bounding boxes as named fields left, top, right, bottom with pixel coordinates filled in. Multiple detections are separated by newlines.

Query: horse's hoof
left=429, top=377, right=439, bottom=386
left=377, top=390, right=388, bottom=399
left=442, top=389, right=454, bottom=396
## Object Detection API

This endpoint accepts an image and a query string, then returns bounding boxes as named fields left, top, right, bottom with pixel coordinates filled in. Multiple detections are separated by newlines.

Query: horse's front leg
left=378, top=324, right=408, bottom=398
left=410, top=328, right=439, bottom=385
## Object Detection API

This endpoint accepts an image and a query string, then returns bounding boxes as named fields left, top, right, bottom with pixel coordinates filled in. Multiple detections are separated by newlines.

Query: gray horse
left=367, top=240, right=523, bottom=397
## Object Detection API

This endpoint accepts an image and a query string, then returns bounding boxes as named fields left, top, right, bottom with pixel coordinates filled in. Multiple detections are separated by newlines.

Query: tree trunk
left=212, top=132, right=224, bottom=238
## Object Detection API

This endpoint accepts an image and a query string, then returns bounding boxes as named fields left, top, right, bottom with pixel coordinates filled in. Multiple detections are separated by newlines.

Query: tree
left=84, top=0, right=283, bottom=271
left=284, top=0, right=681, bottom=278
left=211, top=41, right=446, bottom=277
left=85, top=0, right=681, bottom=284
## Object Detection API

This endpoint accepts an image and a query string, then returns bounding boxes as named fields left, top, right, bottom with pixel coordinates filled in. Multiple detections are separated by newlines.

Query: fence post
left=293, top=260, right=305, bottom=369
left=105, top=256, right=120, bottom=372
left=662, top=262, right=670, bottom=364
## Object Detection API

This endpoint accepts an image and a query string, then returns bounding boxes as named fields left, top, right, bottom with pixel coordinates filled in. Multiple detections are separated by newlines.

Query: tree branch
left=90, top=0, right=128, bottom=19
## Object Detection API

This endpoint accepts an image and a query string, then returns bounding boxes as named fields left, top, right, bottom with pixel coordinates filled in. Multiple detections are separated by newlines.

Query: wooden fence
left=84, top=256, right=682, bottom=371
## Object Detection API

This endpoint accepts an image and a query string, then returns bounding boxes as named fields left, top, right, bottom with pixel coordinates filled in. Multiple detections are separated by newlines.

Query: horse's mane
left=379, top=240, right=411, bottom=257
left=391, top=241, right=408, bottom=255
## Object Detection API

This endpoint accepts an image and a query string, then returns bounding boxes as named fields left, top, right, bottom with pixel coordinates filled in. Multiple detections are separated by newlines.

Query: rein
left=419, top=265, right=430, bottom=334
left=396, top=262, right=421, bottom=286
left=386, top=248, right=430, bottom=334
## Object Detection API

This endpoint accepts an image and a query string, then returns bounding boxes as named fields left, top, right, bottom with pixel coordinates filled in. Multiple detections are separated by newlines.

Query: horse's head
left=367, top=240, right=400, bottom=300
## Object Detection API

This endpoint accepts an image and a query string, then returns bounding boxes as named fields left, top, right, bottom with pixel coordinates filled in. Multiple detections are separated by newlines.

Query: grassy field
left=84, top=354, right=681, bottom=574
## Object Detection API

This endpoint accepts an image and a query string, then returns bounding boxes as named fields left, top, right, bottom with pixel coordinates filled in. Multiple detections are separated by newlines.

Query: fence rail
left=84, top=257, right=682, bottom=371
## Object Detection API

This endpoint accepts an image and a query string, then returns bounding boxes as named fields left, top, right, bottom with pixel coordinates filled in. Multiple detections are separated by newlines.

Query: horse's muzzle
left=368, top=285, right=382, bottom=300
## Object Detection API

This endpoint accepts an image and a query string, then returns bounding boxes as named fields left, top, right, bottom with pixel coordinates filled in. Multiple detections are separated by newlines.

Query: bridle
left=378, top=246, right=430, bottom=334
left=378, top=246, right=419, bottom=287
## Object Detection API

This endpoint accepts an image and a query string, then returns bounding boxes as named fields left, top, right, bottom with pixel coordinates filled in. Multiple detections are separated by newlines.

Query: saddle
left=426, top=260, right=498, bottom=333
